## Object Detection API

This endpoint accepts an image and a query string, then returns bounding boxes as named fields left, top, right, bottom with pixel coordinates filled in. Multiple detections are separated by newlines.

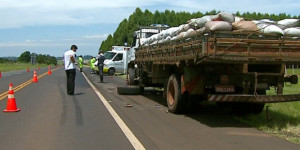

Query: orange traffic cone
left=0, top=71, right=2, bottom=78
left=3, top=83, right=21, bottom=112
left=27, top=67, right=30, bottom=72
left=48, top=66, right=52, bottom=75
left=32, top=69, right=38, bottom=83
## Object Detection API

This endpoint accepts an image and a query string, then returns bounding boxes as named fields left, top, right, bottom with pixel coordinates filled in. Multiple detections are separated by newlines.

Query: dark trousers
left=98, top=64, right=103, bottom=82
left=66, top=69, right=76, bottom=94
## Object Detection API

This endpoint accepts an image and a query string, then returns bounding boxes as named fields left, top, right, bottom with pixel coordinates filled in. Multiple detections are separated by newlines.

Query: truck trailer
left=126, top=26, right=300, bottom=114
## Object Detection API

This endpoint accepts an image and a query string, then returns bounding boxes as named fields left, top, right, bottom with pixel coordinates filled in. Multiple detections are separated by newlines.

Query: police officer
left=78, top=55, right=83, bottom=72
left=97, top=50, right=105, bottom=83
left=90, top=56, right=96, bottom=74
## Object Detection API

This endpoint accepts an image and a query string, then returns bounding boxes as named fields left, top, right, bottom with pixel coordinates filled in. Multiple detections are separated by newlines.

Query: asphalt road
left=0, top=66, right=299, bottom=150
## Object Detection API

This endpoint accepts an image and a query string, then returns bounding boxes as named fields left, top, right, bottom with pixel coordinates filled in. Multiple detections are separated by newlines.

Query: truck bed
left=135, top=31, right=300, bottom=65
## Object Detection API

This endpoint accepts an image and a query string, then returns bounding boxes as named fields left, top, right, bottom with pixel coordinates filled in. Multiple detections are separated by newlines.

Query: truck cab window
left=113, top=54, right=123, bottom=61
left=132, top=35, right=137, bottom=47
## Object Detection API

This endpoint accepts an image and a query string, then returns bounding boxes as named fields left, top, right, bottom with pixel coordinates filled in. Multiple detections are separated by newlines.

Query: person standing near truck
left=97, top=50, right=105, bottom=83
left=90, top=56, right=96, bottom=74
left=64, top=45, right=78, bottom=95
left=78, top=55, right=83, bottom=72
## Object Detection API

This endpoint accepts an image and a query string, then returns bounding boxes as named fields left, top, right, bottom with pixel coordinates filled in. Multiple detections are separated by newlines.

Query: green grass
left=236, top=68, right=300, bottom=144
left=0, top=63, right=49, bottom=72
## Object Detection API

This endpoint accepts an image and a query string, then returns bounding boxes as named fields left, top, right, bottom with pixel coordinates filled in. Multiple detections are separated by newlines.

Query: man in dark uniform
left=97, top=50, right=105, bottom=83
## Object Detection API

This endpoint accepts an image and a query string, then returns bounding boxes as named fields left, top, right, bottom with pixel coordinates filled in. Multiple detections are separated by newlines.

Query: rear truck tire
left=108, top=68, right=115, bottom=76
left=127, top=68, right=136, bottom=85
left=117, top=86, right=141, bottom=95
left=166, top=74, right=185, bottom=114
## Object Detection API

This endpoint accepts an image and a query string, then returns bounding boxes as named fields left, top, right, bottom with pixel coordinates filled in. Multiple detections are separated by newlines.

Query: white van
left=94, top=46, right=132, bottom=75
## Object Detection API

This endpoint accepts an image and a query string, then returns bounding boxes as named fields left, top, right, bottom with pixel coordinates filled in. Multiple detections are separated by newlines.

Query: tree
left=18, top=51, right=31, bottom=63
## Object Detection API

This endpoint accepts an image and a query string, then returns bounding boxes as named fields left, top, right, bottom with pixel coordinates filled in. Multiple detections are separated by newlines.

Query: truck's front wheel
left=167, top=74, right=185, bottom=113
left=127, top=68, right=136, bottom=85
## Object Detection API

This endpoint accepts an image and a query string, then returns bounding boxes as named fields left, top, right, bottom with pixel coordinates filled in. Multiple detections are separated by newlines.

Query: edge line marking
left=81, top=71, right=146, bottom=150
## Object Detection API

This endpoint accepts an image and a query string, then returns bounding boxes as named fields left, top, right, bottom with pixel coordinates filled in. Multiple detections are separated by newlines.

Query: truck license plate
left=215, top=85, right=235, bottom=93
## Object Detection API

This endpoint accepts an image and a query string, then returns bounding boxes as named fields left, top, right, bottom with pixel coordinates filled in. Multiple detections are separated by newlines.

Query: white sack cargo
left=188, top=19, right=198, bottom=28
left=259, top=19, right=276, bottom=25
left=277, top=19, right=300, bottom=29
left=179, top=24, right=190, bottom=33
left=205, top=21, right=232, bottom=31
left=167, top=27, right=179, bottom=37
left=232, top=21, right=258, bottom=32
left=196, top=27, right=206, bottom=35
left=214, top=12, right=235, bottom=23
left=261, top=25, right=284, bottom=35
left=195, top=16, right=213, bottom=28
left=284, top=27, right=300, bottom=36
left=184, top=29, right=195, bottom=38
left=234, top=16, right=245, bottom=22
left=176, top=32, right=186, bottom=40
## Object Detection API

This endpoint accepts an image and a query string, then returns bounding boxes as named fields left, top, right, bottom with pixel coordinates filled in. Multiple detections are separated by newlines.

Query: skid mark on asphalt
left=58, top=76, right=67, bottom=127
left=72, top=97, right=83, bottom=126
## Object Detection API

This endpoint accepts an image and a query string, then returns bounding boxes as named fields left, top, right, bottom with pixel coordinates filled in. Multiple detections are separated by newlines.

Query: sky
left=0, top=0, right=299, bottom=57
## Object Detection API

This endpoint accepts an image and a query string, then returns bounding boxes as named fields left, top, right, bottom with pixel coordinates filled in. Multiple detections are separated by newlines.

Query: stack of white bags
left=142, top=12, right=300, bottom=46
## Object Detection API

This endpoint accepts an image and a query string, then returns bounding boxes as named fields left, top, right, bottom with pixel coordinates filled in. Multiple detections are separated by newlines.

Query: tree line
left=0, top=51, right=57, bottom=65
left=99, top=8, right=300, bottom=51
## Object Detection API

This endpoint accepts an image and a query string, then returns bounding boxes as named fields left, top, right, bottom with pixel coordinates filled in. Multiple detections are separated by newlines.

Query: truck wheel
left=167, top=74, right=184, bottom=113
left=127, top=68, right=136, bottom=85
left=108, top=68, right=115, bottom=75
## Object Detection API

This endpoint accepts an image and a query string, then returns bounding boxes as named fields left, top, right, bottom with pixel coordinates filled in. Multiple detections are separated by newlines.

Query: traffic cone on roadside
left=3, top=83, right=21, bottom=112
left=27, top=67, right=30, bottom=72
left=0, top=71, right=2, bottom=78
left=48, top=66, right=52, bottom=75
left=32, top=69, right=38, bottom=83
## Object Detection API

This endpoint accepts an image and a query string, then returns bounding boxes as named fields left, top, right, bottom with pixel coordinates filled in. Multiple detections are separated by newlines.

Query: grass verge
left=0, top=63, right=49, bottom=72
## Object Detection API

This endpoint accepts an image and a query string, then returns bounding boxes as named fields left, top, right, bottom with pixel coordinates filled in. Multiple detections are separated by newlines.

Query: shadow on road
left=141, top=88, right=300, bottom=132
left=141, top=88, right=250, bottom=128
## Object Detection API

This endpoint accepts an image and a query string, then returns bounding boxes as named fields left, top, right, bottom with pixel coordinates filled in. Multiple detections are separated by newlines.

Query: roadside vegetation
left=0, top=63, right=49, bottom=72
left=0, top=51, right=58, bottom=72
left=236, top=68, right=300, bottom=144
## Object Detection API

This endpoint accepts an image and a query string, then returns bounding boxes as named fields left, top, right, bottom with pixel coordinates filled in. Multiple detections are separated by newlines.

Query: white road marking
left=81, top=72, right=146, bottom=150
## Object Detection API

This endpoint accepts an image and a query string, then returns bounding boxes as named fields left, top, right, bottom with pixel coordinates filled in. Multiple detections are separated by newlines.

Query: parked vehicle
left=94, top=46, right=132, bottom=75
left=126, top=27, right=300, bottom=114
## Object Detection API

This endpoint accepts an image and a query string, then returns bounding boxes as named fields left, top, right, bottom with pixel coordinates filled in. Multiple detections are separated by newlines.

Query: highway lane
left=84, top=68, right=300, bottom=150
left=0, top=68, right=134, bottom=150
left=0, top=66, right=299, bottom=150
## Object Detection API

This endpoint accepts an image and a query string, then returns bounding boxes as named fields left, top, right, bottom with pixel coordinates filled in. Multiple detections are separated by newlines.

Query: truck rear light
left=220, top=75, right=229, bottom=85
